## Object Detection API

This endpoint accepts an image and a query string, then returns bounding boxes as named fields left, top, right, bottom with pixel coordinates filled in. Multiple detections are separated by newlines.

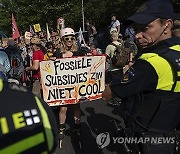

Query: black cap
left=127, top=0, right=174, bottom=25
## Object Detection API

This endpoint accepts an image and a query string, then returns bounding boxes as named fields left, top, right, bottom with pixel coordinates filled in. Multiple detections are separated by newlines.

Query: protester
left=105, top=31, right=123, bottom=105
left=44, top=41, right=55, bottom=60
left=85, top=20, right=97, bottom=45
left=103, top=0, right=180, bottom=153
left=0, top=78, right=58, bottom=153
left=52, top=27, right=85, bottom=147
left=105, top=31, right=123, bottom=82
left=109, top=14, right=121, bottom=35
left=0, top=42, right=10, bottom=80
left=4, top=40, right=24, bottom=84
left=25, top=37, right=45, bottom=97
left=124, top=24, right=135, bottom=41
left=89, top=42, right=102, bottom=55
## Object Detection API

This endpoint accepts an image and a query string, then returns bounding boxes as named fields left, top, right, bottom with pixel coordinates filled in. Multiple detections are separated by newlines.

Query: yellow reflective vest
left=139, top=44, right=180, bottom=92
left=135, top=40, right=180, bottom=133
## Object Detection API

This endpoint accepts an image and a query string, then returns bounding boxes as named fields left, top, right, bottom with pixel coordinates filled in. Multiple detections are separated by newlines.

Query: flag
left=78, top=27, right=84, bottom=44
left=29, top=25, right=34, bottom=37
left=12, top=13, right=20, bottom=39
left=46, top=23, right=51, bottom=42
left=33, top=24, right=41, bottom=32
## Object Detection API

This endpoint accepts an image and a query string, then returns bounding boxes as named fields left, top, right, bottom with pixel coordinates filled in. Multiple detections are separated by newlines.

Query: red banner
left=12, top=13, right=20, bottom=39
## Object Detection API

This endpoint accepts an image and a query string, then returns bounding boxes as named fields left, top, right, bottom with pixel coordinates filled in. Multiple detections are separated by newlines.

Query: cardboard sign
left=33, top=24, right=41, bottom=32
left=40, top=55, right=106, bottom=106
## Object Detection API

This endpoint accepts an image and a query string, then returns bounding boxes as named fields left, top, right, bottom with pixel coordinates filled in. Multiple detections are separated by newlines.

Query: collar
left=142, top=37, right=180, bottom=53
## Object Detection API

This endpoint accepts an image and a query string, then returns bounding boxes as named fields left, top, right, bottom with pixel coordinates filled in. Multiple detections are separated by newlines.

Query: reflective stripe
left=170, top=45, right=180, bottom=51
left=0, top=132, right=45, bottom=154
left=139, top=53, right=174, bottom=91
left=174, top=71, right=180, bottom=92
left=35, top=96, right=54, bottom=151
left=0, top=79, right=3, bottom=92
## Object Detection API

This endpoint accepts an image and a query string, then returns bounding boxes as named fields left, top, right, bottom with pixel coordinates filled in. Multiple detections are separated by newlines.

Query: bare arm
left=92, top=26, right=97, bottom=36
left=117, top=25, right=120, bottom=35
left=26, top=60, right=39, bottom=71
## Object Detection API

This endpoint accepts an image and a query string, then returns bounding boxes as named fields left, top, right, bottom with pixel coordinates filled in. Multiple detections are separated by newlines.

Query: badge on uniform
left=121, top=67, right=136, bottom=83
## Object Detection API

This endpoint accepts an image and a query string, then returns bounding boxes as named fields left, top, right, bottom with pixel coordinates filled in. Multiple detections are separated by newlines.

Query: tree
left=0, top=0, right=179, bottom=37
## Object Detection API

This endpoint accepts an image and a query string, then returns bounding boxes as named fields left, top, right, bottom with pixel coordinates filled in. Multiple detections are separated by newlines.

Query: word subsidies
left=40, top=56, right=106, bottom=105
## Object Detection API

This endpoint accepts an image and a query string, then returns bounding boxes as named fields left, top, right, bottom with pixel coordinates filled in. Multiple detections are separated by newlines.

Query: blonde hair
left=60, top=38, right=78, bottom=53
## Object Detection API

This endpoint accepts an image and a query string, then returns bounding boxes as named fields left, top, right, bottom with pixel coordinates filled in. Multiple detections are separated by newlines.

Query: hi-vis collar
left=0, top=79, right=3, bottom=92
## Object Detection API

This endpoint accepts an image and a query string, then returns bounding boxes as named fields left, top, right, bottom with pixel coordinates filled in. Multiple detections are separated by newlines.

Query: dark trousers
left=135, top=131, right=176, bottom=154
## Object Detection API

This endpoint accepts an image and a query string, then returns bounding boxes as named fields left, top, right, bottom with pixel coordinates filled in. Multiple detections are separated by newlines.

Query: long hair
left=60, top=37, right=78, bottom=53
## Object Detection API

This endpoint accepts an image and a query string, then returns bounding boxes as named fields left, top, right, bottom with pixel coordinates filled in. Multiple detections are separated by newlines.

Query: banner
left=12, top=13, right=20, bottom=39
left=40, top=55, right=106, bottom=106
left=33, top=24, right=41, bottom=32
left=46, top=23, right=51, bottom=42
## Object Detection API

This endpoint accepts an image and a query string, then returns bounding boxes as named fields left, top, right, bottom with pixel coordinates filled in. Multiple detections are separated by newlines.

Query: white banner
left=40, top=55, right=106, bottom=106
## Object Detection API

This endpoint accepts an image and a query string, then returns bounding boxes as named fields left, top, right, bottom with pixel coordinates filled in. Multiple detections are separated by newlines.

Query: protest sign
left=33, top=24, right=41, bottom=32
left=40, top=55, right=106, bottom=106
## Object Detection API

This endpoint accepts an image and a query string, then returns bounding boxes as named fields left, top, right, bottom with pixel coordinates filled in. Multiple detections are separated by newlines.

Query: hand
left=50, top=57, right=56, bottom=61
left=86, top=53, right=92, bottom=56
left=25, top=67, right=29, bottom=71
left=102, top=84, right=113, bottom=100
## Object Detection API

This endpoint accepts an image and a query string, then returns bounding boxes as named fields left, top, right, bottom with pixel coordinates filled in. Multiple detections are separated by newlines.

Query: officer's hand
left=102, top=84, right=113, bottom=100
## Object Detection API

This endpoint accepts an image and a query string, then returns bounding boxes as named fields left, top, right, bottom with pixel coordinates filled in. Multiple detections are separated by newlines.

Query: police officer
left=103, top=0, right=180, bottom=153
left=0, top=78, right=58, bottom=154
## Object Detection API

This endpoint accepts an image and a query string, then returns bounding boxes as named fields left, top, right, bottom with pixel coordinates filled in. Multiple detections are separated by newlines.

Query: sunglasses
left=63, top=36, right=75, bottom=41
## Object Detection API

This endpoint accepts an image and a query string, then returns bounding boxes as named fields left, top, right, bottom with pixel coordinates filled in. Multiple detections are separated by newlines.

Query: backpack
left=9, top=53, right=24, bottom=80
left=124, top=40, right=138, bottom=57
left=111, top=42, right=131, bottom=67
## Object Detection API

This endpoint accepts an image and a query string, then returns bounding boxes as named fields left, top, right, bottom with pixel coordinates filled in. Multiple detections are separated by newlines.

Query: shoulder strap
left=110, top=42, right=119, bottom=48
left=110, top=21, right=115, bottom=28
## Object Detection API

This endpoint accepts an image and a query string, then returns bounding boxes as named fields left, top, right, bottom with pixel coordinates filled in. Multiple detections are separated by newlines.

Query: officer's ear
left=163, top=19, right=173, bottom=34
left=165, top=19, right=173, bottom=30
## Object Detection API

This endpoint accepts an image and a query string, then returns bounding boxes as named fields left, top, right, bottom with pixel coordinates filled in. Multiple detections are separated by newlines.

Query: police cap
left=127, top=0, right=174, bottom=25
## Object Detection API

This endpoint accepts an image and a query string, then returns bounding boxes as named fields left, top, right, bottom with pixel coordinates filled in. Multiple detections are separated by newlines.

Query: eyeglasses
left=63, top=36, right=75, bottom=41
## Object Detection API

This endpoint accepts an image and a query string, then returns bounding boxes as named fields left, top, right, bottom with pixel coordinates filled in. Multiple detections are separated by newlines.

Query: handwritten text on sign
left=40, top=56, right=106, bottom=106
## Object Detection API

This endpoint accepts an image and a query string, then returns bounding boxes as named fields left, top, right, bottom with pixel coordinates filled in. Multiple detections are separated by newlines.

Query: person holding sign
left=53, top=27, right=85, bottom=148
left=26, top=37, right=45, bottom=98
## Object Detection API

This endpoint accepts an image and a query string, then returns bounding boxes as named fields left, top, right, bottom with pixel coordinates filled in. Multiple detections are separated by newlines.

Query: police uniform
left=110, top=37, right=180, bottom=153
left=0, top=79, right=58, bottom=154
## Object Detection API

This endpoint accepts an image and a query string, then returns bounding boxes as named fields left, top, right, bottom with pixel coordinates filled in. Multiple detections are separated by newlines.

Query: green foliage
left=0, top=0, right=179, bottom=37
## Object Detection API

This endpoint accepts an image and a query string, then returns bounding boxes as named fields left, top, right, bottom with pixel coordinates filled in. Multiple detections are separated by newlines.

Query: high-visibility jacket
left=0, top=79, right=58, bottom=154
left=136, top=39, right=180, bottom=133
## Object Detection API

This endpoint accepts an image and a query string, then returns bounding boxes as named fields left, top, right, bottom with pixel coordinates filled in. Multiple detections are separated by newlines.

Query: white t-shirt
left=110, top=20, right=120, bottom=33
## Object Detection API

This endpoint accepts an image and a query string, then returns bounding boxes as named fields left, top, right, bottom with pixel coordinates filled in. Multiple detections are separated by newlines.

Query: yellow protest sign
left=33, top=24, right=41, bottom=32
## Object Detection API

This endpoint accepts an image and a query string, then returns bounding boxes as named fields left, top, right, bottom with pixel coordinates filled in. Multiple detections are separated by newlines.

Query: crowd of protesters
left=0, top=10, right=179, bottom=152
